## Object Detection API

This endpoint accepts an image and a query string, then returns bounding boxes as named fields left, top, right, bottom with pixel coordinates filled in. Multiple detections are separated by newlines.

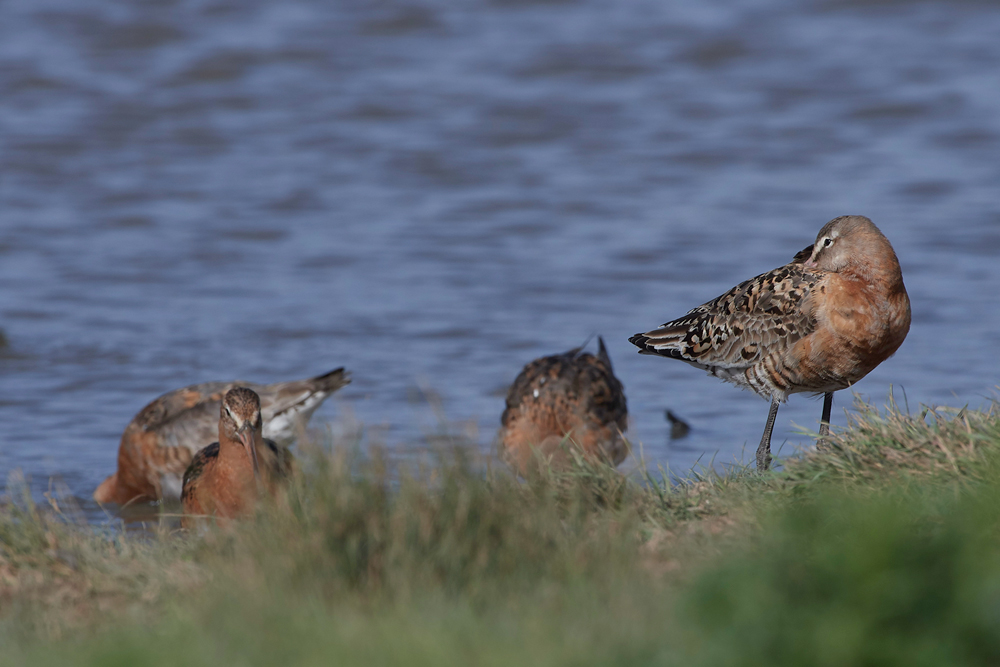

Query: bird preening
left=497, top=337, right=629, bottom=476
left=629, top=215, right=910, bottom=470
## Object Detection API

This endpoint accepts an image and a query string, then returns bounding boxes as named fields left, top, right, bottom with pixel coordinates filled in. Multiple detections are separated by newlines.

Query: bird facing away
left=181, top=387, right=293, bottom=527
left=498, top=337, right=629, bottom=476
left=93, top=367, right=348, bottom=506
left=629, top=215, right=910, bottom=470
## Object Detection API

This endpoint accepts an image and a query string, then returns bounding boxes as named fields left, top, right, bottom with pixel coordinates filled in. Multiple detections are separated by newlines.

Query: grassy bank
left=3, top=397, right=1000, bottom=665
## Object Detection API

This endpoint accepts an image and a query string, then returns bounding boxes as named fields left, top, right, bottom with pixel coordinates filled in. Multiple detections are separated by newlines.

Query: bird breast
left=797, top=270, right=910, bottom=386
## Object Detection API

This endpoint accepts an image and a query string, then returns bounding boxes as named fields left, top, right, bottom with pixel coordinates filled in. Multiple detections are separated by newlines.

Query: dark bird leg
left=819, top=392, right=833, bottom=438
left=757, top=399, right=779, bottom=471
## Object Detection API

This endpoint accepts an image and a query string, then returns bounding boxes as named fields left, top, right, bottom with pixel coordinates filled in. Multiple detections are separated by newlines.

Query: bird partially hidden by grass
left=181, top=387, right=293, bottom=528
left=94, top=367, right=347, bottom=506
left=630, top=215, right=910, bottom=470
left=497, top=337, right=628, bottom=476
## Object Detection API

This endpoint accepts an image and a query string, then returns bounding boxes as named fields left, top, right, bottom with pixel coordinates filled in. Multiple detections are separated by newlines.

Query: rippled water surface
left=2, top=0, right=999, bottom=521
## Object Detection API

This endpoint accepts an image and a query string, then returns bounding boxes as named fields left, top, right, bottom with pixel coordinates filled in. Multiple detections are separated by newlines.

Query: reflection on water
left=1, top=0, right=999, bottom=522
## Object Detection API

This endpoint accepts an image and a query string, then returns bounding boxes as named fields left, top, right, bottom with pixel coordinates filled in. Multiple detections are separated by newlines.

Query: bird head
left=804, top=215, right=891, bottom=275
left=220, top=387, right=262, bottom=480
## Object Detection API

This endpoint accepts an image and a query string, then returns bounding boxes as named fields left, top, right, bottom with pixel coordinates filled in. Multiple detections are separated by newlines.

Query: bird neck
left=844, top=247, right=904, bottom=296
left=217, top=430, right=260, bottom=478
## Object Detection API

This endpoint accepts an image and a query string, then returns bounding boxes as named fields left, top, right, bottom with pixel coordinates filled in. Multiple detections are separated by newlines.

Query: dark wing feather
left=181, top=441, right=219, bottom=502
left=262, top=438, right=295, bottom=479
left=790, top=244, right=814, bottom=264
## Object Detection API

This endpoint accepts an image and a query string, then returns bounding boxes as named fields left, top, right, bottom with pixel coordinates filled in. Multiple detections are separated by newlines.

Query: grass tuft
left=3, top=397, right=1000, bottom=665
left=785, top=394, right=1000, bottom=487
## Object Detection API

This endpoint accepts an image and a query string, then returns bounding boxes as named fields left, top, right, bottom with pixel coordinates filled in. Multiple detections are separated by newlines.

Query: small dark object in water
left=666, top=410, right=690, bottom=439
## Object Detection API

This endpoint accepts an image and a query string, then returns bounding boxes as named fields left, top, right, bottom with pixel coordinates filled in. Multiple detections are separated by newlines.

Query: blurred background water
left=1, top=0, right=998, bottom=522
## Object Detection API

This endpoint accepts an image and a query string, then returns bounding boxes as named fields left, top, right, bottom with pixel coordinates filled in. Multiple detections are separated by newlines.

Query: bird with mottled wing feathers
left=630, top=215, right=910, bottom=470
left=498, top=337, right=628, bottom=476
left=630, top=259, right=823, bottom=401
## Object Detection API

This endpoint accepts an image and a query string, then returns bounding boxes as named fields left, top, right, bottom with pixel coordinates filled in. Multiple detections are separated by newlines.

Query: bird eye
left=822, top=237, right=833, bottom=248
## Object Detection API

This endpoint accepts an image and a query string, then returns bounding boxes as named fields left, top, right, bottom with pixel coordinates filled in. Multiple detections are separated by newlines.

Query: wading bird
left=94, top=367, right=348, bottom=505
left=629, top=215, right=910, bottom=470
left=498, top=337, right=628, bottom=475
left=181, top=387, right=292, bottom=526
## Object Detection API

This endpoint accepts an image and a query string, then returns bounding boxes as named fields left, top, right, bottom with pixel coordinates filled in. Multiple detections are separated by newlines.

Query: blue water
left=1, top=0, right=999, bottom=521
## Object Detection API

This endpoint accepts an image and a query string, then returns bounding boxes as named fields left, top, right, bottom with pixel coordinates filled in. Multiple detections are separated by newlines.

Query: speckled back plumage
left=630, top=215, right=911, bottom=404
left=498, top=337, right=628, bottom=475
left=630, top=259, right=824, bottom=401
left=630, top=215, right=910, bottom=471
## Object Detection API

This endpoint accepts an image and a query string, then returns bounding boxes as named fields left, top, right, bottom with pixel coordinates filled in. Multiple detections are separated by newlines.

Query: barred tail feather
left=628, top=327, right=689, bottom=361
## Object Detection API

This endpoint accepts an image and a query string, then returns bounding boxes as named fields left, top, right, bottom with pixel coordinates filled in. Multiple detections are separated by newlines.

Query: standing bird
left=498, top=337, right=629, bottom=476
left=629, top=215, right=910, bottom=470
left=94, top=367, right=348, bottom=506
left=181, top=387, right=293, bottom=526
